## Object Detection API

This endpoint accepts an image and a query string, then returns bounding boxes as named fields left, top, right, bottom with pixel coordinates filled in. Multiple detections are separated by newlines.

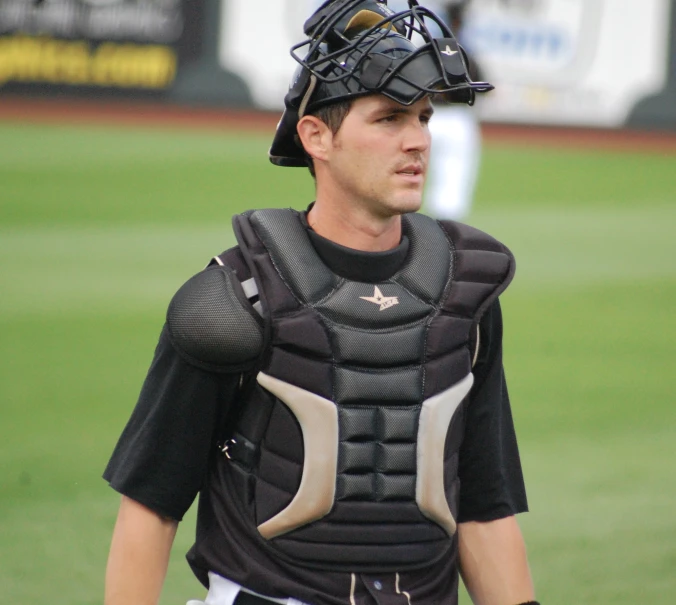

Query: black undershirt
left=104, top=222, right=528, bottom=523
left=306, top=230, right=410, bottom=283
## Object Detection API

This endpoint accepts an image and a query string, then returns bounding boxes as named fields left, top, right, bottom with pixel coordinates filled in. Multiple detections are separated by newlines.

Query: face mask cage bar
left=289, top=0, right=493, bottom=106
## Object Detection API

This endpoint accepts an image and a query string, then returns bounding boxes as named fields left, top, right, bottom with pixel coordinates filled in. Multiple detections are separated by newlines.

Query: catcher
left=103, top=2, right=538, bottom=605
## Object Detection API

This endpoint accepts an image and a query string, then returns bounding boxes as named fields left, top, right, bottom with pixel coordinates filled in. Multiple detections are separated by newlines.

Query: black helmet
left=269, top=0, right=493, bottom=167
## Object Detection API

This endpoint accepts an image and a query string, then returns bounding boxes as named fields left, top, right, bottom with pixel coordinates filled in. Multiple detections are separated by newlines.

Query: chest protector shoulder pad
left=166, top=264, right=264, bottom=372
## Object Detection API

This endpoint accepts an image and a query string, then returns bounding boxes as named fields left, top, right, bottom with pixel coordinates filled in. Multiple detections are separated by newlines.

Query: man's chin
left=366, top=190, right=423, bottom=217
left=394, top=194, right=424, bottom=214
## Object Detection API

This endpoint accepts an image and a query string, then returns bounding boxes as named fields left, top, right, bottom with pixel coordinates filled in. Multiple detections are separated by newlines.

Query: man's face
left=321, top=95, right=433, bottom=218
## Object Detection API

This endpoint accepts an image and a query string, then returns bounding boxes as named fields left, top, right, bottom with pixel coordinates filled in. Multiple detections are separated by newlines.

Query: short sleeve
left=103, top=326, right=242, bottom=521
left=457, top=299, right=529, bottom=522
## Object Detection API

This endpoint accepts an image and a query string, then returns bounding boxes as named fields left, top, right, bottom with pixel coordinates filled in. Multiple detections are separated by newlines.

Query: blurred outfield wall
left=0, top=0, right=674, bottom=130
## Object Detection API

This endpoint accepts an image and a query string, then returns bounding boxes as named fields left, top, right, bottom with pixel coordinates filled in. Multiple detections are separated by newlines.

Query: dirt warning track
left=1, top=96, right=675, bottom=154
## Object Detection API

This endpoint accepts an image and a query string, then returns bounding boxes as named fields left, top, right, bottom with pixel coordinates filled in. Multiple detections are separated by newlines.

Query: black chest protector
left=212, top=208, right=514, bottom=573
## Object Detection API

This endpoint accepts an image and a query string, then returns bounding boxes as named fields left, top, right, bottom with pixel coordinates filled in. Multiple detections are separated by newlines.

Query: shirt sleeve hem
left=104, top=476, right=187, bottom=522
left=457, top=503, right=529, bottom=524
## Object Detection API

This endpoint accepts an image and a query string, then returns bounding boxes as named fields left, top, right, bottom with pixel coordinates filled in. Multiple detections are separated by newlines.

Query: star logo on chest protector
left=360, top=286, right=399, bottom=311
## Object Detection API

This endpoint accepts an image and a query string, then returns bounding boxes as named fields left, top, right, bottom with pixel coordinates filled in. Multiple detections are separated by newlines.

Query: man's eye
left=380, top=114, right=397, bottom=122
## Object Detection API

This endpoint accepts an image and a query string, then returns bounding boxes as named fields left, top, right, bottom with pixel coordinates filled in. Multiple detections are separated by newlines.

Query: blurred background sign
left=462, top=0, right=674, bottom=128
left=0, top=0, right=206, bottom=98
left=0, top=0, right=674, bottom=129
left=217, top=0, right=315, bottom=110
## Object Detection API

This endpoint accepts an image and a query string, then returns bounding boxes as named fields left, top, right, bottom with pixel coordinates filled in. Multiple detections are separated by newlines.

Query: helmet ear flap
left=269, top=106, right=306, bottom=167
left=269, top=67, right=319, bottom=167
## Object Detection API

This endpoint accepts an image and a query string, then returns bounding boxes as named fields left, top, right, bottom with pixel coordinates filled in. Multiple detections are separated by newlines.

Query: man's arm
left=458, top=515, right=535, bottom=605
left=105, top=495, right=178, bottom=605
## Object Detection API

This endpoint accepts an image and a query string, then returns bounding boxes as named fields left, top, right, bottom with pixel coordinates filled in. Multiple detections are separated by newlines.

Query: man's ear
left=296, top=115, right=331, bottom=163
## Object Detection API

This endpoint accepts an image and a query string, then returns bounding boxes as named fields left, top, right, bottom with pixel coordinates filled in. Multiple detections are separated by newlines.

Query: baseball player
left=103, top=2, right=538, bottom=605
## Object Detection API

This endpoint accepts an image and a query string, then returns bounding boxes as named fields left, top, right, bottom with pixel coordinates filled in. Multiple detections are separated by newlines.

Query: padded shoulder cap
left=167, top=265, right=264, bottom=372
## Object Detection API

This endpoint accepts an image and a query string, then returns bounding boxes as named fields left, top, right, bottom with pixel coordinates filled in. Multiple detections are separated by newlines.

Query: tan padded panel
left=344, top=10, right=391, bottom=36
left=416, top=373, right=474, bottom=536
left=256, top=372, right=339, bottom=539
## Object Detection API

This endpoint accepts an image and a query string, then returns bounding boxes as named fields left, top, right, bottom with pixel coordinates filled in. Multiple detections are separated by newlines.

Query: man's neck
left=307, top=199, right=403, bottom=252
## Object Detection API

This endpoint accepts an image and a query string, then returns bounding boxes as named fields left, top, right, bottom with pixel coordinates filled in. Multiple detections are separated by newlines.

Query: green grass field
left=1, top=120, right=675, bottom=604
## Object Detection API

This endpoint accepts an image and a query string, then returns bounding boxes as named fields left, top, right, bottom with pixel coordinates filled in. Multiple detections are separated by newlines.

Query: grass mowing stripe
left=2, top=121, right=675, bottom=227
left=517, top=430, right=676, bottom=605
left=0, top=226, right=236, bottom=316
left=0, top=159, right=315, bottom=226
left=471, top=203, right=676, bottom=287
left=0, top=122, right=314, bottom=227
left=0, top=494, right=119, bottom=605
left=0, top=122, right=271, bottom=168
left=475, top=145, right=676, bottom=209
left=503, top=281, right=676, bottom=438
left=2, top=203, right=674, bottom=316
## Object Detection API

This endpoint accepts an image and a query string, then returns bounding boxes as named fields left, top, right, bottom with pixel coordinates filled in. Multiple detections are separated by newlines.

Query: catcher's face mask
left=269, top=0, right=493, bottom=167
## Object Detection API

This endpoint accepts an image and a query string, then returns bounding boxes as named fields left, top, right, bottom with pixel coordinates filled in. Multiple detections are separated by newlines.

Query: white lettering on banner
left=0, top=0, right=183, bottom=43
left=85, top=6, right=183, bottom=41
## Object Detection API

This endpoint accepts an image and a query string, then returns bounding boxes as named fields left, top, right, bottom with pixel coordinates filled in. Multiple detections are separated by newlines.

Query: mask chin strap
left=298, top=74, right=318, bottom=118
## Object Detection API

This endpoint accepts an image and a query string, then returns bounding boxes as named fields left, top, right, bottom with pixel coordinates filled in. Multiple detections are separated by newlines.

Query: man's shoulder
left=165, top=247, right=264, bottom=372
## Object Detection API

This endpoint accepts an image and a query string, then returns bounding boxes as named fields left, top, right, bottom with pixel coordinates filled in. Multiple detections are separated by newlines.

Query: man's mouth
left=396, top=165, right=424, bottom=177
left=397, top=164, right=423, bottom=180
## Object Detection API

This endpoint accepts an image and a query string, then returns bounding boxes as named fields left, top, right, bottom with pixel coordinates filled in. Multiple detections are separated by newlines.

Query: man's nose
left=403, top=120, right=430, bottom=153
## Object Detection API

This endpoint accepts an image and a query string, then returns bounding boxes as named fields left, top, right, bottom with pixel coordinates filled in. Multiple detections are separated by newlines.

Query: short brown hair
left=295, top=100, right=353, bottom=178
